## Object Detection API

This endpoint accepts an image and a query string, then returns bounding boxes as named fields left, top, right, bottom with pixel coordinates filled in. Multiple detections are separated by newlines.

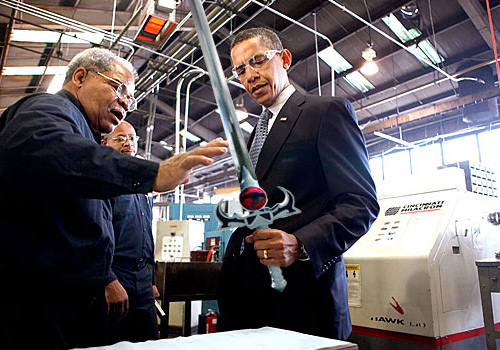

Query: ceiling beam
left=361, top=87, right=500, bottom=134
left=353, top=45, right=490, bottom=111
left=457, top=0, right=500, bottom=50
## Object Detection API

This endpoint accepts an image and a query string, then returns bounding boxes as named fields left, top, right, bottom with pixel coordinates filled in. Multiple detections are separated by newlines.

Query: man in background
left=102, top=121, right=159, bottom=343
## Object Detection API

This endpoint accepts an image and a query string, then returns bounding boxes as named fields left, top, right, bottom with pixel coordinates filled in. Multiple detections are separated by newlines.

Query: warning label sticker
left=346, top=264, right=361, bottom=307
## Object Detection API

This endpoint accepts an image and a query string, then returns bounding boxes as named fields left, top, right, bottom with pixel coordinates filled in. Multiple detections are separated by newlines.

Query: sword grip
left=268, top=265, right=287, bottom=292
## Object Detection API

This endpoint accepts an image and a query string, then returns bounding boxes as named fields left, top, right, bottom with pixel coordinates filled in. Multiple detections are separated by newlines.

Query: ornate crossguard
left=187, top=0, right=300, bottom=292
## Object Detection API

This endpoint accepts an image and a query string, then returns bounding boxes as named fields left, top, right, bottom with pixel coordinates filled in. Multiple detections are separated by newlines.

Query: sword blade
left=187, top=0, right=255, bottom=185
left=188, top=0, right=287, bottom=292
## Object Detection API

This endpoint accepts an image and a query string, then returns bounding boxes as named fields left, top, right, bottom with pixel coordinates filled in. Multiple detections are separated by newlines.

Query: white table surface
left=74, top=327, right=358, bottom=350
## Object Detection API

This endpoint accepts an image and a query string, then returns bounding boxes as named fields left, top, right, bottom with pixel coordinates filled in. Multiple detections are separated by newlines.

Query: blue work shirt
left=0, top=90, right=159, bottom=290
left=111, top=193, right=155, bottom=283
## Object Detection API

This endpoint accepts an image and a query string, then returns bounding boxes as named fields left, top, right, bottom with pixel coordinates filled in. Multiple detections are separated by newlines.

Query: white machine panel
left=345, top=167, right=500, bottom=342
left=155, top=220, right=204, bottom=262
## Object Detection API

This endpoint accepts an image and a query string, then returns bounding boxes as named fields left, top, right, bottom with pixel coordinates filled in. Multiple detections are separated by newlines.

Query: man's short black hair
left=230, top=27, right=283, bottom=52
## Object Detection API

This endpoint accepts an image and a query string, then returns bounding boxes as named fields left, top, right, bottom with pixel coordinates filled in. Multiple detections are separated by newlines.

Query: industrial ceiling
left=1, top=0, right=499, bottom=200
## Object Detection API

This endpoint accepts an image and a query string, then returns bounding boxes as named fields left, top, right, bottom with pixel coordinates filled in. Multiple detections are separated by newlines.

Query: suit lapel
left=256, top=91, right=305, bottom=180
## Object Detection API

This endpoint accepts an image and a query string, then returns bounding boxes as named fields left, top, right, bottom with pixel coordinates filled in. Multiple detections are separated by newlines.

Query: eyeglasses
left=107, top=135, right=140, bottom=143
left=232, top=50, right=282, bottom=80
left=95, top=71, right=137, bottom=112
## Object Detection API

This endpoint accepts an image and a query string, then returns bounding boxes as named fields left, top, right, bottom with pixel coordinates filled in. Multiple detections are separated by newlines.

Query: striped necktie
left=249, top=109, right=273, bottom=168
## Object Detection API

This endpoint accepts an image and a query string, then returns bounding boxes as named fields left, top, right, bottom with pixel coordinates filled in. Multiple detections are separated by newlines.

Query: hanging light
left=360, top=42, right=379, bottom=75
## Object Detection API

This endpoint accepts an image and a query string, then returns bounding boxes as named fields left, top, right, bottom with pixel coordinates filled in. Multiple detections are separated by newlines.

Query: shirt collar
left=266, top=84, right=296, bottom=118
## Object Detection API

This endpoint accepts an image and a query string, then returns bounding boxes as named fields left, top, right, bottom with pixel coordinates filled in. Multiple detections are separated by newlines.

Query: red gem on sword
left=240, top=186, right=267, bottom=211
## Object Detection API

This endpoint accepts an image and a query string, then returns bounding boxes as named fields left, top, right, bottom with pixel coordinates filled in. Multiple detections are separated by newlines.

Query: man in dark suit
left=217, top=27, right=379, bottom=340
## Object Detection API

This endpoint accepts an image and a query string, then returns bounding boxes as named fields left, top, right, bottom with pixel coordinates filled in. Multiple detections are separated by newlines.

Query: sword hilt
left=216, top=187, right=301, bottom=292
left=268, top=266, right=287, bottom=292
left=259, top=224, right=287, bottom=292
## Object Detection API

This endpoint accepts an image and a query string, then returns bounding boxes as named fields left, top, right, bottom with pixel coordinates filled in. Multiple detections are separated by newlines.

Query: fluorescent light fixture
left=344, top=72, right=375, bottom=93
left=382, top=14, right=443, bottom=67
left=240, top=121, right=254, bottom=133
left=159, top=140, right=173, bottom=151
left=318, top=46, right=376, bottom=93
left=158, top=0, right=177, bottom=9
left=179, top=129, right=201, bottom=143
left=215, top=108, right=248, bottom=121
left=382, top=14, right=420, bottom=43
left=11, top=30, right=104, bottom=44
left=47, top=74, right=65, bottom=94
left=2, top=66, right=68, bottom=76
left=235, top=109, right=248, bottom=121
left=199, top=141, right=208, bottom=146
left=414, top=40, right=444, bottom=65
left=318, top=46, right=353, bottom=73
left=403, top=40, right=444, bottom=67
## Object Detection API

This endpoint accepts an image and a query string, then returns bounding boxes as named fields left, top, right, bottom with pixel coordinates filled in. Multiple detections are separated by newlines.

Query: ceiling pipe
left=134, top=0, right=254, bottom=101
left=183, top=71, right=205, bottom=153
left=250, top=0, right=335, bottom=96
left=326, top=0, right=482, bottom=85
left=109, top=4, right=143, bottom=51
left=144, top=85, right=159, bottom=161
left=152, top=0, right=268, bottom=94
left=312, top=12, right=322, bottom=95
left=174, top=68, right=204, bottom=203
left=0, top=1, right=208, bottom=80
left=0, top=8, right=15, bottom=85
left=374, top=131, right=418, bottom=148
left=0, top=1, right=134, bottom=48
left=179, top=70, right=205, bottom=212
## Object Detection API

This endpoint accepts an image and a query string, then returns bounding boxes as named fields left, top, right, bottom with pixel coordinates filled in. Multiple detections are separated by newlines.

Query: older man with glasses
left=0, top=47, right=228, bottom=350
left=101, top=121, right=159, bottom=344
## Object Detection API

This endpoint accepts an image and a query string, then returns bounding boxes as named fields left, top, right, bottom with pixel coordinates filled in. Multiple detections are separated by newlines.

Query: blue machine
left=167, top=203, right=233, bottom=260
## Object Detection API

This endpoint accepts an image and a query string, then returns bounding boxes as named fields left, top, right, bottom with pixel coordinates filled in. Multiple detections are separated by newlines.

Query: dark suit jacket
left=217, top=91, right=379, bottom=340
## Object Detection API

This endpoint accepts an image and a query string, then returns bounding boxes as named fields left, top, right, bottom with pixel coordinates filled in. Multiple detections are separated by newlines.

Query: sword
left=187, top=0, right=300, bottom=292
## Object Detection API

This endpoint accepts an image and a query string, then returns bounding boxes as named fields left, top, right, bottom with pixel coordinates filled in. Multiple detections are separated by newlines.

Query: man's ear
left=101, top=139, right=107, bottom=146
left=281, top=49, right=292, bottom=70
left=72, top=67, right=88, bottom=89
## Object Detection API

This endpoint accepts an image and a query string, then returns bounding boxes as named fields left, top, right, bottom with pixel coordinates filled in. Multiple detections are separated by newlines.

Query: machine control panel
left=160, top=234, right=183, bottom=261
left=374, top=220, right=402, bottom=244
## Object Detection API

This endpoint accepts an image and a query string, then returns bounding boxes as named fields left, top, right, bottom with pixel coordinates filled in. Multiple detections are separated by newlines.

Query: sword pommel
left=239, top=165, right=267, bottom=210
left=240, top=186, right=267, bottom=210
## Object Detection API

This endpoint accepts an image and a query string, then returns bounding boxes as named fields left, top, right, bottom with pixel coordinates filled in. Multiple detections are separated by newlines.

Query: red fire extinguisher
left=205, top=309, right=218, bottom=333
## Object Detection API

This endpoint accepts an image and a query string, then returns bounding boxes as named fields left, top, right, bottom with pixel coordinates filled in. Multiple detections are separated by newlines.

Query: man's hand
left=105, top=280, right=129, bottom=316
left=153, top=138, right=228, bottom=192
left=152, top=285, right=160, bottom=299
left=245, top=229, right=302, bottom=267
